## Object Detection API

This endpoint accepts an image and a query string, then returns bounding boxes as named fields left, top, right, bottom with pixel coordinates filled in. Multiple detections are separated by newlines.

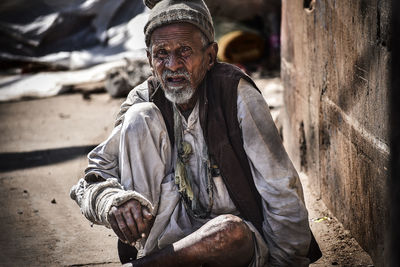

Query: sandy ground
left=0, top=79, right=373, bottom=266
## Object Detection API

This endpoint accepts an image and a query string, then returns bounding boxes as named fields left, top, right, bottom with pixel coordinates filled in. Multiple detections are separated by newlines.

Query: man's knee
left=122, top=102, right=163, bottom=135
left=124, top=102, right=160, bottom=124
left=201, top=214, right=253, bottom=251
left=199, top=215, right=254, bottom=265
left=211, top=214, right=253, bottom=243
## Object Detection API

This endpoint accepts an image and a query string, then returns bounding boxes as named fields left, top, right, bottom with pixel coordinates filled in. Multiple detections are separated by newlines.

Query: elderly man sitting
left=70, top=0, right=321, bottom=266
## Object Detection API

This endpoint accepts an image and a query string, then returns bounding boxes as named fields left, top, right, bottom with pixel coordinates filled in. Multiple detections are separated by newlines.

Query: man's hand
left=108, top=199, right=154, bottom=245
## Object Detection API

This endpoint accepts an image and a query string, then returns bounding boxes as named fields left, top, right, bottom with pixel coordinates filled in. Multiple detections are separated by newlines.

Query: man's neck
left=176, top=90, right=199, bottom=113
left=177, top=100, right=196, bottom=121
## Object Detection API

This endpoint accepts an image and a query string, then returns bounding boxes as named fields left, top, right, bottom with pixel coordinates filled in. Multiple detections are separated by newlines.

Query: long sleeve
left=70, top=80, right=152, bottom=226
left=85, top=79, right=149, bottom=181
left=237, top=79, right=311, bottom=266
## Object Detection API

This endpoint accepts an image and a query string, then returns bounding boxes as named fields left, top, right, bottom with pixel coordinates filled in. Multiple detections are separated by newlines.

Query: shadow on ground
left=0, top=145, right=96, bottom=172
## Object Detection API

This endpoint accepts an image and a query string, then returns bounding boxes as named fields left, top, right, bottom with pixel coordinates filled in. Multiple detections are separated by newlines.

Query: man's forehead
left=150, top=23, right=202, bottom=46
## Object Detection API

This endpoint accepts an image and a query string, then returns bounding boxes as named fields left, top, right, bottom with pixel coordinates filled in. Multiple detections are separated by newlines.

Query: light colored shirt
left=71, top=78, right=311, bottom=267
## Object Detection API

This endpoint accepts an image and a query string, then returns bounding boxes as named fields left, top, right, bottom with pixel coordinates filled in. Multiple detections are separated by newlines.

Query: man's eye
left=180, top=46, right=192, bottom=56
left=155, top=49, right=168, bottom=58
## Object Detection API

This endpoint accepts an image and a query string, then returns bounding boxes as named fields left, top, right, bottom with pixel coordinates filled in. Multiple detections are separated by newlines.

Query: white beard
left=158, top=69, right=195, bottom=104
left=163, top=85, right=195, bottom=104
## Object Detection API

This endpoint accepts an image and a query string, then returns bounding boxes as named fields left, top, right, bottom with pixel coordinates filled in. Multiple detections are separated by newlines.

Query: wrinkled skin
left=111, top=23, right=254, bottom=266
left=108, top=200, right=153, bottom=245
left=147, top=22, right=218, bottom=111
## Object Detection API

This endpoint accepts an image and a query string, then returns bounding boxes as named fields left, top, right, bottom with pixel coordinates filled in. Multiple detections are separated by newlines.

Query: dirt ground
left=0, top=79, right=373, bottom=266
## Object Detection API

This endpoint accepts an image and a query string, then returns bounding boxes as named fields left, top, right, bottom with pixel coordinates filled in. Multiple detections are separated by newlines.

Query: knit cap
left=143, top=0, right=214, bottom=47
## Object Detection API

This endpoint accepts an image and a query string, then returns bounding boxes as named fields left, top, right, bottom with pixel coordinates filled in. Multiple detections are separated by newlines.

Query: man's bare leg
left=124, top=214, right=255, bottom=267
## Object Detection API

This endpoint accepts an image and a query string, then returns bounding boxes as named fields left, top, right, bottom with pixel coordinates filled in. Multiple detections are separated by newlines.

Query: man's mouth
left=162, top=69, right=191, bottom=89
left=166, top=76, right=187, bottom=84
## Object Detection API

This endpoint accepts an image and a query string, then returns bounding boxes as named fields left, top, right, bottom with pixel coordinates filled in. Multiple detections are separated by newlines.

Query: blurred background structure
left=0, top=0, right=281, bottom=101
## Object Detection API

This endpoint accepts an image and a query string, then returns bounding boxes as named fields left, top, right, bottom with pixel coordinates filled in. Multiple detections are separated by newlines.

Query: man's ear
left=206, top=42, right=218, bottom=70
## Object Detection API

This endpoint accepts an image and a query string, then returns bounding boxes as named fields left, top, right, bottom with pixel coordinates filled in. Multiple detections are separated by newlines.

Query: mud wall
left=390, top=1, right=400, bottom=265
left=280, top=1, right=391, bottom=266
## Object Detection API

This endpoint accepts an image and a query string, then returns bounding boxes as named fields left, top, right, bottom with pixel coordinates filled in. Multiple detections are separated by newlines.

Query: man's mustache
left=162, top=69, right=191, bottom=82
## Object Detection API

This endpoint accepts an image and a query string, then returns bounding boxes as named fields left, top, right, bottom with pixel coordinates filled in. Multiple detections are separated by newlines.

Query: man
left=70, top=0, right=321, bottom=266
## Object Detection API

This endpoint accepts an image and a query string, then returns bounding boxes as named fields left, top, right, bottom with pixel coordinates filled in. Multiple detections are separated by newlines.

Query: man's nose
left=165, top=54, right=182, bottom=72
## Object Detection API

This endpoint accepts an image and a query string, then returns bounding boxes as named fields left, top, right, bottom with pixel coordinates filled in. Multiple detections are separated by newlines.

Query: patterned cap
left=143, top=0, right=214, bottom=47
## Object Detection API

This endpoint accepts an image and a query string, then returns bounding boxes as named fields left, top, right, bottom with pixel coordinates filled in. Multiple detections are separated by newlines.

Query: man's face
left=148, top=23, right=212, bottom=105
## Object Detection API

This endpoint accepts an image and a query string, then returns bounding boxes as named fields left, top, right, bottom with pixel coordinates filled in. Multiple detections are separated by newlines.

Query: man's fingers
left=131, top=204, right=146, bottom=237
left=123, top=207, right=140, bottom=241
left=109, top=208, right=128, bottom=243
left=142, top=207, right=153, bottom=221
left=114, top=209, right=135, bottom=244
left=141, top=206, right=154, bottom=237
left=109, top=200, right=154, bottom=242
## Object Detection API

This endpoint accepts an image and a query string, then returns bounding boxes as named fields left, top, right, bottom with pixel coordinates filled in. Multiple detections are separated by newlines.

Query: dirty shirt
left=71, top=79, right=311, bottom=267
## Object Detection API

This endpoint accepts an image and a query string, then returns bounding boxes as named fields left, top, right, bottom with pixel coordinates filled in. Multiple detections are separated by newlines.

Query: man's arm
left=70, top=123, right=154, bottom=244
left=237, top=78, right=311, bottom=266
left=70, top=80, right=153, bottom=245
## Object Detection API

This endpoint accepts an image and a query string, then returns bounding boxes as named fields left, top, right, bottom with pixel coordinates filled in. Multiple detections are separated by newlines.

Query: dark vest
left=148, top=62, right=321, bottom=263
left=148, top=62, right=264, bottom=231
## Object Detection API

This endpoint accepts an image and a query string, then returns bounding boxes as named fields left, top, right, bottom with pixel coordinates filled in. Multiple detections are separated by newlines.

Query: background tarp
left=0, top=0, right=147, bottom=67
left=0, top=0, right=278, bottom=102
left=0, top=0, right=149, bottom=101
